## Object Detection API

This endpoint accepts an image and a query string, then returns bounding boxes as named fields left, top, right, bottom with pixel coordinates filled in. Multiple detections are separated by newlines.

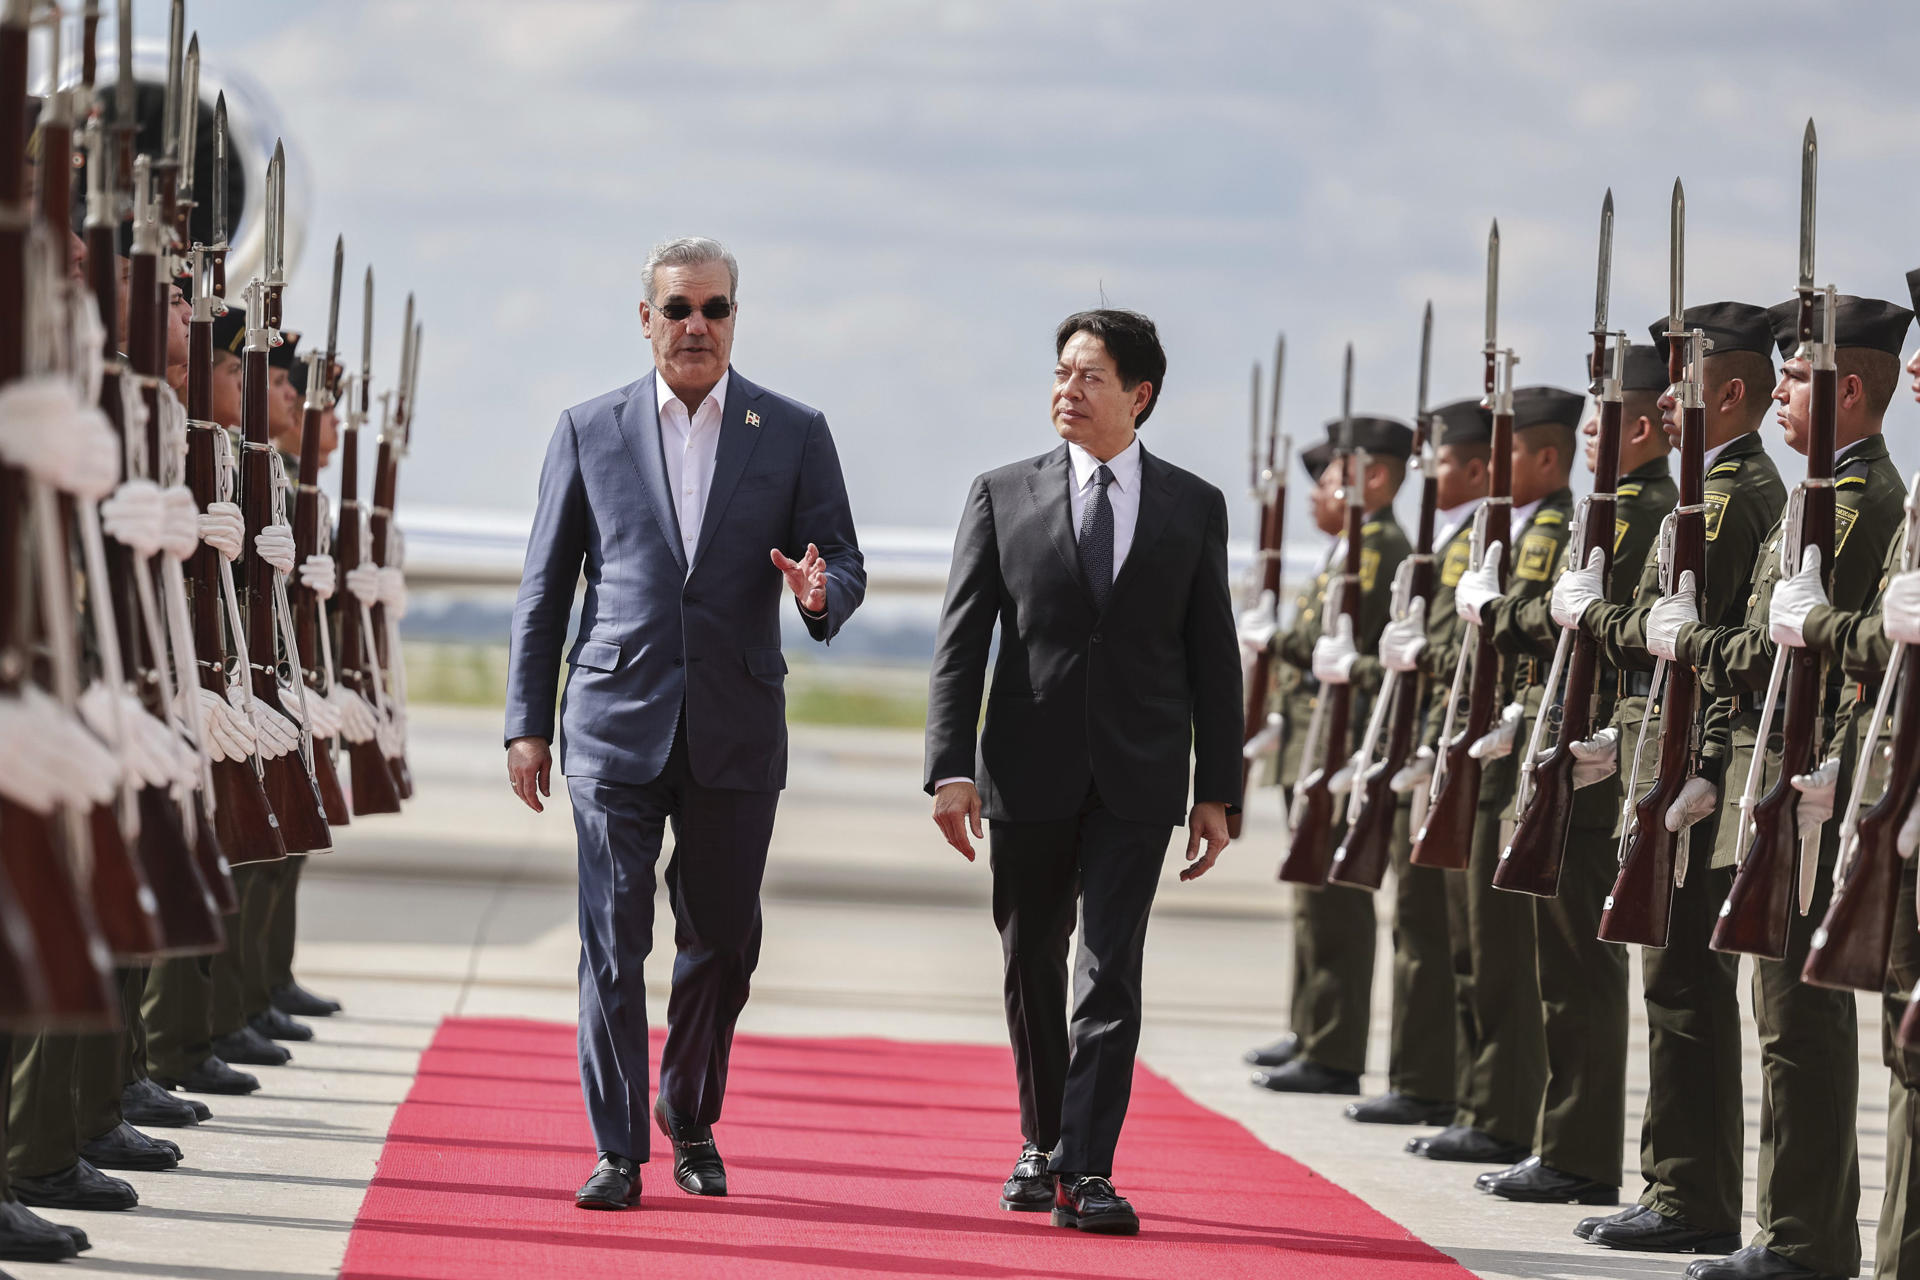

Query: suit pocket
left=572, top=639, right=621, bottom=672
left=745, top=647, right=789, bottom=683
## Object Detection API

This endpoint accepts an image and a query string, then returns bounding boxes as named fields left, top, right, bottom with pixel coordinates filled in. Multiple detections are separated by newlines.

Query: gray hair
left=643, top=237, right=739, bottom=305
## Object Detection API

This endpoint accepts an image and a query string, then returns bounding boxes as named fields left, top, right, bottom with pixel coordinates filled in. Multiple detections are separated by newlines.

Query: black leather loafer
left=1347, top=1092, right=1456, bottom=1126
left=251, top=1007, right=315, bottom=1042
left=13, top=1160, right=138, bottom=1212
left=0, top=1200, right=80, bottom=1262
left=211, top=1026, right=290, bottom=1067
left=154, top=1055, right=259, bottom=1096
left=1684, top=1245, right=1819, bottom=1277
left=1592, top=1206, right=1744, bottom=1255
left=575, top=1154, right=640, bottom=1210
left=1576, top=1204, right=1650, bottom=1242
left=1476, top=1156, right=1536, bottom=1192
left=79, top=1122, right=181, bottom=1172
left=272, top=981, right=341, bottom=1017
left=1244, top=1033, right=1301, bottom=1069
left=121, top=1078, right=204, bottom=1126
left=1486, top=1160, right=1618, bottom=1205
left=1000, top=1144, right=1054, bottom=1212
left=1251, top=1059, right=1361, bottom=1095
left=654, top=1098, right=726, bottom=1196
left=1052, top=1175, right=1139, bottom=1235
left=1419, top=1126, right=1531, bottom=1165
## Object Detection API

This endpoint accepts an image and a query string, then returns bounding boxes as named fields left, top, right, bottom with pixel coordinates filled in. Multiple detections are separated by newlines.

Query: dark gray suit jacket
left=923, top=443, right=1242, bottom=828
left=505, top=369, right=864, bottom=791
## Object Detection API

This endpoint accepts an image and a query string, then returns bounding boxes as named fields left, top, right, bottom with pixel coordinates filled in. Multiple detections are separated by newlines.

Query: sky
left=117, top=0, right=1920, bottom=545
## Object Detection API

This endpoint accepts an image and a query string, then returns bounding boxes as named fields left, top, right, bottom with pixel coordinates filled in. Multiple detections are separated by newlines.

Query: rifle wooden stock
left=370, top=436, right=413, bottom=798
left=87, top=800, right=162, bottom=957
left=0, top=798, right=118, bottom=1027
left=1714, top=360, right=1837, bottom=960
left=1235, top=494, right=1286, bottom=836
left=291, top=396, right=351, bottom=826
left=336, top=416, right=404, bottom=815
left=0, top=856, right=52, bottom=1025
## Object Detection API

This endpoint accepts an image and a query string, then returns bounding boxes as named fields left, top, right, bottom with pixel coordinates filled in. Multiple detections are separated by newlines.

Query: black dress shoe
left=1476, top=1156, right=1537, bottom=1192
left=1244, top=1033, right=1301, bottom=1069
left=212, top=1026, right=291, bottom=1067
left=79, top=1122, right=181, bottom=1172
left=1486, top=1160, right=1618, bottom=1205
left=1592, top=1206, right=1744, bottom=1254
left=121, top=1078, right=202, bottom=1127
left=1051, top=1175, right=1139, bottom=1236
left=654, top=1098, right=726, bottom=1196
left=12, top=1160, right=138, bottom=1212
left=1577, top=1204, right=1652, bottom=1241
left=1000, top=1144, right=1054, bottom=1212
left=1348, top=1092, right=1456, bottom=1126
left=1419, top=1126, right=1532, bottom=1164
left=272, top=981, right=341, bottom=1017
left=153, top=1055, right=259, bottom=1096
left=251, top=1007, right=314, bottom=1043
left=1685, top=1245, right=1820, bottom=1278
left=0, top=1200, right=80, bottom=1262
left=1405, top=1125, right=1461, bottom=1156
left=1251, top=1060, right=1361, bottom=1095
left=574, top=1154, right=640, bottom=1210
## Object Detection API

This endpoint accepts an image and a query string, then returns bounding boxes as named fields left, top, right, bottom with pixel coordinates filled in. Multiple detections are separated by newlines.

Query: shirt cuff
left=933, top=777, right=972, bottom=791
left=799, top=601, right=827, bottom=620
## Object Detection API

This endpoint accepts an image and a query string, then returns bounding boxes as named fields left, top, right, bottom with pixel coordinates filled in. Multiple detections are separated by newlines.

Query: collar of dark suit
left=610, top=367, right=769, bottom=574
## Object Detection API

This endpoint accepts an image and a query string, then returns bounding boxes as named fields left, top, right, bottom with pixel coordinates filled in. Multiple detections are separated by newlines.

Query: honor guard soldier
left=1481, top=350, right=1676, bottom=1206
left=1254, top=415, right=1413, bottom=1096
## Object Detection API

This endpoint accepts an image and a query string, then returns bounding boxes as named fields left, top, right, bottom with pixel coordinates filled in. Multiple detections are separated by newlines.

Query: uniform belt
left=1621, top=671, right=1654, bottom=698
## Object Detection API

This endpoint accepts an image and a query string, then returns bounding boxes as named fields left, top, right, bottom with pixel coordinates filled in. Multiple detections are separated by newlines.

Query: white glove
left=377, top=705, right=407, bottom=758
left=329, top=684, right=380, bottom=744
left=1241, top=710, right=1282, bottom=763
left=1312, top=615, right=1358, bottom=685
left=254, top=522, right=296, bottom=574
left=1390, top=745, right=1435, bottom=794
left=1768, top=547, right=1826, bottom=650
left=377, top=565, right=408, bottom=619
left=1469, top=700, right=1524, bottom=761
left=1885, top=569, right=1920, bottom=647
left=1790, top=756, right=1840, bottom=845
left=1646, top=569, right=1698, bottom=662
left=180, top=685, right=256, bottom=763
left=1664, top=776, right=1718, bottom=833
left=1328, top=753, right=1358, bottom=796
left=1380, top=597, right=1429, bottom=673
left=78, top=682, right=188, bottom=790
left=1552, top=547, right=1606, bottom=630
left=158, top=486, right=200, bottom=560
left=1455, top=541, right=1506, bottom=625
left=0, top=688, right=114, bottom=813
left=1569, top=726, right=1620, bottom=789
left=345, top=562, right=382, bottom=603
left=299, top=553, right=337, bottom=600
left=99, top=478, right=167, bottom=556
left=285, top=682, right=342, bottom=739
left=1237, top=589, right=1279, bottom=654
left=241, top=686, right=302, bottom=760
left=198, top=501, right=245, bottom=561
left=0, top=376, right=121, bottom=500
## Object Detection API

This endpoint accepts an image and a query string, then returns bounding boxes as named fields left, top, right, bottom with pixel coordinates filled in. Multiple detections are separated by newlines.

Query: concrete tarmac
left=8, top=704, right=1891, bottom=1279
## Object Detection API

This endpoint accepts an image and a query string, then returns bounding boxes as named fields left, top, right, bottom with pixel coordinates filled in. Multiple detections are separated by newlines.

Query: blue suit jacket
left=505, top=369, right=865, bottom=791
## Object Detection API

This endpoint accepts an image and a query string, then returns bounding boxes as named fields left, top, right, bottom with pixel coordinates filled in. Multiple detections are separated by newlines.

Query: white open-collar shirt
left=657, top=369, right=731, bottom=573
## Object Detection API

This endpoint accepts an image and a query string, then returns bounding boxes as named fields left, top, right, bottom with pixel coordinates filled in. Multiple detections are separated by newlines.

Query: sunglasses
left=656, top=297, right=734, bottom=322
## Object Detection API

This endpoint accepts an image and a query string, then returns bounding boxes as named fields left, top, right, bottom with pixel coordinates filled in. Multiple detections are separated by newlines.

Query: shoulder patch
left=1704, top=489, right=1729, bottom=541
left=1614, top=518, right=1630, bottom=552
left=1516, top=530, right=1558, bottom=582
left=1836, top=504, right=1858, bottom=556
left=1616, top=483, right=1642, bottom=499
left=1707, top=461, right=1741, bottom=480
left=1360, top=548, right=1381, bottom=593
left=1441, top=537, right=1472, bottom=588
left=1836, top=476, right=1867, bottom=489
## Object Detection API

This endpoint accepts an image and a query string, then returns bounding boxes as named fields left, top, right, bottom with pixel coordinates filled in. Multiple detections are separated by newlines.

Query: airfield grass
left=402, top=642, right=929, bottom=729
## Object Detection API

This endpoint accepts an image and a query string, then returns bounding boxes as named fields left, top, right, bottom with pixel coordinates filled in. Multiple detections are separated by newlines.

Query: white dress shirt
left=1067, top=436, right=1143, bottom=577
left=1435, top=498, right=1482, bottom=551
left=657, top=369, right=731, bottom=573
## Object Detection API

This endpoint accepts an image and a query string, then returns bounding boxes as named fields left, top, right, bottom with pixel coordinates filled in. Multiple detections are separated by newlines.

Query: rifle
left=1498, top=192, right=1621, bottom=897
left=1331, top=304, right=1437, bottom=888
left=1411, top=221, right=1512, bottom=871
left=1279, top=345, right=1363, bottom=885
left=371, top=300, right=419, bottom=798
left=1803, top=474, right=1920, bottom=989
left=1714, top=126, right=1832, bottom=959
left=338, top=266, right=404, bottom=814
left=1231, top=337, right=1288, bottom=839
left=1598, top=179, right=1705, bottom=949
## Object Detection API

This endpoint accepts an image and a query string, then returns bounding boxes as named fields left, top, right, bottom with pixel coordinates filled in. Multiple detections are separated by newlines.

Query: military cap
left=1511, top=385, right=1585, bottom=432
left=1766, top=294, right=1915, bottom=359
left=1431, top=396, right=1492, bottom=447
left=210, top=305, right=247, bottom=356
left=1300, top=439, right=1333, bottom=483
left=1321, top=415, right=1413, bottom=460
left=1622, top=343, right=1668, bottom=393
left=1646, top=301, right=1775, bottom=359
left=1908, top=268, right=1920, bottom=319
left=267, top=329, right=301, bottom=371
left=289, top=358, right=309, bottom=396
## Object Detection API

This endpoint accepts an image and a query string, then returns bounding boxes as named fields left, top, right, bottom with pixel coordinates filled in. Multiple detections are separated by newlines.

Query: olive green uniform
left=1676, top=432, right=1906, bottom=1276
left=1582, top=430, right=1784, bottom=1232
left=1275, top=508, right=1409, bottom=1075
left=1495, top=459, right=1675, bottom=1187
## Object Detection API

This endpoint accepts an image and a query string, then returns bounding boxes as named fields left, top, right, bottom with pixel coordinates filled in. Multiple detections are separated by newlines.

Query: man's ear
left=1838, top=371, right=1866, bottom=413
left=1131, top=380, right=1154, bottom=420
left=1717, top=376, right=1747, bottom=417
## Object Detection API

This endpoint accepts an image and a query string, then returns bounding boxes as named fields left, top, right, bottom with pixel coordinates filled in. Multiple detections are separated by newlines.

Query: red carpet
left=340, top=1018, right=1474, bottom=1279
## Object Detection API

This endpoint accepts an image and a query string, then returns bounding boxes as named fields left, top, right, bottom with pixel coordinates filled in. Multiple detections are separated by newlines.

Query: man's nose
left=685, top=313, right=709, bottom=337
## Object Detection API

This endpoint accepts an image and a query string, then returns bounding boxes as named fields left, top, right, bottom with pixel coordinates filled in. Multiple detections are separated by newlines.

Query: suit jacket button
left=1091, top=633, right=1103, bottom=644
left=673, top=657, right=685, bottom=668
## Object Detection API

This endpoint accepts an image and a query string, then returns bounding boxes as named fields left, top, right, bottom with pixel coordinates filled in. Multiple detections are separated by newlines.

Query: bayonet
left=1339, top=341, right=1354, bottom=451
left=161, top=0, right=183, bottom=162
left=210, top=93, right=228, bottom=245
left=1668, top=179, right=1685, bottom=343
left=178, top=34, right=200, bottom=204
left=360, top=265, right=374, bottom=388
left=1593, top=190, right=1614, bottom=338
left=265, top=139, right=285, bottom=287
left=1248, top=363, right=1260, bottom=494
left=1266, top=331, right=1283, bottom=474
left=113, top=0, right=131, bottom=125
left=405, top=323, right=422, bottom=446
left=324, top=234, right=343, bottom=391
left=1484, top=220, right=1499, bottom=354
left=1798, top=120, right=1817, bottom=294
left=1416, top=300, right=1433, bottom=421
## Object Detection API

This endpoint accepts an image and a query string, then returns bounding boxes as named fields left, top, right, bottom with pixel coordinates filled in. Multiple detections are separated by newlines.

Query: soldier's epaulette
left=1706, top=461, right=1741, bottom=480
left=1361, top=521, right=1381, bottom=535
left=1532, top=510, right=1566, bottom=525
left=1617, top=483, right=1642, bottom=498
left=1836, top=475, right=1867, bottom=489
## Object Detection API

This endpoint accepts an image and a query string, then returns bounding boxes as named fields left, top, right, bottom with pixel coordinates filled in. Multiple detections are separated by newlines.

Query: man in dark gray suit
left=505, top=237, right=864, bottom=1211
left=924, top=309, right=1241, bottom=1236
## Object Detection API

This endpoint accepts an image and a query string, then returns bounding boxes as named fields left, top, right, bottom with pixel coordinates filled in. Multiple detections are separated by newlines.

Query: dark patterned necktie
left=1078, top=463, right=1114, bottom=608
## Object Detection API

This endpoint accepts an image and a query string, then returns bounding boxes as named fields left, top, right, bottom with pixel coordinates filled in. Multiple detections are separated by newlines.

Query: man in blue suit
left=505, top=237, right=864, bottom=1211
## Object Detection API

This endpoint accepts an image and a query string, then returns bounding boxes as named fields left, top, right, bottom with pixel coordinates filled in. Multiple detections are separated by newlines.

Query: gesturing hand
left=771, top=543, right=828, bottom=613
left=933, top=780, right=983, bottom=861
left=1181, top=801, right=1230, bottom=881
left=507, top=736, right=553, bottom=814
